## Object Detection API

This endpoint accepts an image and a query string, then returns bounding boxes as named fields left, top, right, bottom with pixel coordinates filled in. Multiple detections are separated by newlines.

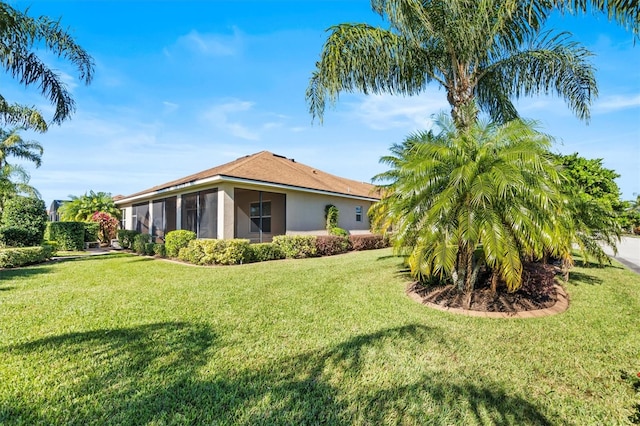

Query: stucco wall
left=285, top=191, right=373, bottom=235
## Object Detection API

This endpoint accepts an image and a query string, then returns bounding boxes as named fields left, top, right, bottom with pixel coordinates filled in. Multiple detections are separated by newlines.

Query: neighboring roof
left=117, top=151, right=379, bottom=202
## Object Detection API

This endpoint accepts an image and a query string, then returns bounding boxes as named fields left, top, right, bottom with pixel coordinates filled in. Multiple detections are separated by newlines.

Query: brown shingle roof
left=119, top=151, right=379, bottom=200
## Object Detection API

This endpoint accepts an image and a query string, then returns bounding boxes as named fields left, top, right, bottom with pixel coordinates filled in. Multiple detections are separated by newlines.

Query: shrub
left=0, top=245, right=55, bottom=268
left=273, top=235, right=318, bottom=259
left=316, top=235, right=350, bottom=256
left=250, top=243, right=284, bottom=262
left=44, top=222, right=85, bottom=251
left=144, top=242, right=155, bottom=256
left=177, top=239, right=252, bottom=265
left=329, top=227, right=349, bottom=237
left=90, top=211, right=119, bottom=243
left=153, top=243, right=166, bottom=257
left=165, top=230, right=196, bottom=258
left=349, top=234, right=389, bottom=251
left=117, top=230, right=139, bottom=250
left=0, top=227, right=35, bottom=248
left=178, top=241, right=205, bottom=264
left=216, top=239, right=252, bottom=265
left=83, top=222, right=100, bottom=242
left=0, top=196, right=47, bottom=246
left=325, top=204, right=339, bottom=230
left=133, top=233, right=152, bottom=255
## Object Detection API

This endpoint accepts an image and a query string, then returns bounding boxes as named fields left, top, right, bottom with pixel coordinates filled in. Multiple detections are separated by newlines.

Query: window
left=250, top=201, right=271, bottom=233
left=132, top=203, right=150, bottom=234
left=355, top=206, right=363, bottom=222
left=181, top=190, right=217, bottom=238
left=120, top=209, right=126, bottom=230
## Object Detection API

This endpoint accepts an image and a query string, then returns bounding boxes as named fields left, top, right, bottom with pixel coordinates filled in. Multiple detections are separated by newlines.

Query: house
left=48, top=200, right=68, bottom=222
left=114, top=151, right=380, bottom=243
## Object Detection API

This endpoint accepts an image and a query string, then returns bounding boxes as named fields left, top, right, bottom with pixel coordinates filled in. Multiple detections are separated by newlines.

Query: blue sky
left=5, top=1, right=640, bottom=206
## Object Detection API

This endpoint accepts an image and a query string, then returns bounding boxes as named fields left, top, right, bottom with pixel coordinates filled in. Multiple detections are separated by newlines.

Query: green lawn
left=1, top=250, right=639, bottom=425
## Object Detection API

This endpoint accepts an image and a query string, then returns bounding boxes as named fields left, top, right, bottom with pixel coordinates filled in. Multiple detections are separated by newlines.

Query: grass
left=0, top=249, right=639, bottom=425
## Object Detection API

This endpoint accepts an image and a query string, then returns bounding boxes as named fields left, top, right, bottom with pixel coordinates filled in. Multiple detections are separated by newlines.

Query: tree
left=552, top=152, right=623, bottom=264
left=0, top=127, right=43, bottom=210
left=307, top=0, right=597, bottom=130
left=0, top=195, right=47, bottom=246
left=0, top=3, right=94, bottom=132
left=90, top=211, right=118, bottom=244
left=0, top=163, right=40, bottom=210
left=371, top=115, right=570, bottom=295
left=59, top=191, right=120, bottom=222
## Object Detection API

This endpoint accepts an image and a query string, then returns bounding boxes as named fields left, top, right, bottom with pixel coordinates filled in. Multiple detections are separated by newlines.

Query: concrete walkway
left=602, top=236, right=640, bottom=274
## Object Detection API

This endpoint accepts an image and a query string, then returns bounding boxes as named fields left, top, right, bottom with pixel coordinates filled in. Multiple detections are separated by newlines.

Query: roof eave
left=114, top=175, right=379, bottom=205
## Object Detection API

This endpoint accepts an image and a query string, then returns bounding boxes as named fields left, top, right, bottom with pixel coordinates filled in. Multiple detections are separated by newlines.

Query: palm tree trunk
left=490, top=271, right=498, bottom=295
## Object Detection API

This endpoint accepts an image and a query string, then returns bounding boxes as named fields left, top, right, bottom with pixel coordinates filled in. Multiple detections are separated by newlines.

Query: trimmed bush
left=0, top=227, right=35, bottom=248
left=348, top=234, right=389, bottom=251
left=329, top=227, right=349, bottom=237
left=117, top=230, right=139, bottom=250
left=178, top=239, right=252, bottom=265
left=273, top=235, right=318, bottom=259
left=153, top=243, right=166, bottom=257
left=165, top=230, right=196, bottom=258
left=216, top=239, right=252, bottom=265
left=0, top=245, right=55, bottom=268
left=133, top=234, right=152, bottom=255
left=316, top=235, right=350, bottom=256
left=83, top=222, right=100, bottom=243
left=0, top=196, right=47, bottom=247
left=250, top=243, right=284, bottom=262
left=45, top=222, right=85, bottom=251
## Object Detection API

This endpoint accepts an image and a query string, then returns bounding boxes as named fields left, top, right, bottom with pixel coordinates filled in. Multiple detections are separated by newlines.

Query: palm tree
left=0, top=128, right=43, bottom=210
left=371, top=115, right=570, bottom=295
left=307, top=0, right=598, bottom=130
left=549, top=0, right=639, bottom=35
left=59, top=190, right=120, bottom=222
left=0, top=163, right=40, bottom=210
left=0, top=128, right=43, bottom=168
left=0, top=3, right=94, bottom=132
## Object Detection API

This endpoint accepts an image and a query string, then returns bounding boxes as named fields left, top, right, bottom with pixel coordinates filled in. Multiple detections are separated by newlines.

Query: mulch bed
left=408, top=282, right=557, bottom=313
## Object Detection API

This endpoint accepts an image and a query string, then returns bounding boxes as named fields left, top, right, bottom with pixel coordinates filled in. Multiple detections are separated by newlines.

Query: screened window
left=250, top=201, right=271, bottom=233
left=152, top=197, right=177, bottom=242
left=181, top=190, right=217, bottom=238
left=132, top=203, right=150, bottom=234
left=355, top=206, right=363, bottom=222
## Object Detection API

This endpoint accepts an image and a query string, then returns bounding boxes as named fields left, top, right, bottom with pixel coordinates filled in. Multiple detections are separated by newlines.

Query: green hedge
left=178, top=239, right=252, bottom=265
left=45, top=222, right=85, bottom=251
left=83, top=222, right=100, bottom=242
left=117, top=230, right=139, bottom=250
left=250, top=243, right=284, bottom=262
left=0, top=245, right=56, bottom=268
left=133, top=234, right=152, bottom=255
left=0, top=196, right=47, bottom=247
left=153, top=243, right=166, bottom=257
left=273, top=235, right=318, bottom=259
left=165, top=230, right=196, bottom=258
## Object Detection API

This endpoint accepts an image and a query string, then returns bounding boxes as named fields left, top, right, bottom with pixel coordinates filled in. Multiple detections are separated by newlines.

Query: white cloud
left=201, top=100, right=260, bottom=140
left=594, top=94, right=640, bottom=113
left=168, top=28, right=243, bottom=57
left=349, top=91, right=449, bottom=131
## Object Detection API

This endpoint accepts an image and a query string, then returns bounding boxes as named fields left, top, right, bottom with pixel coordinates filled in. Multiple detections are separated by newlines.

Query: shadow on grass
left=1, top=323, right=557, bottom=425
left=49, top=252, right=136, bottom=264
left=0, top=265, right=54, bottom=284
left=569, top=270, right=605, bottom=286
